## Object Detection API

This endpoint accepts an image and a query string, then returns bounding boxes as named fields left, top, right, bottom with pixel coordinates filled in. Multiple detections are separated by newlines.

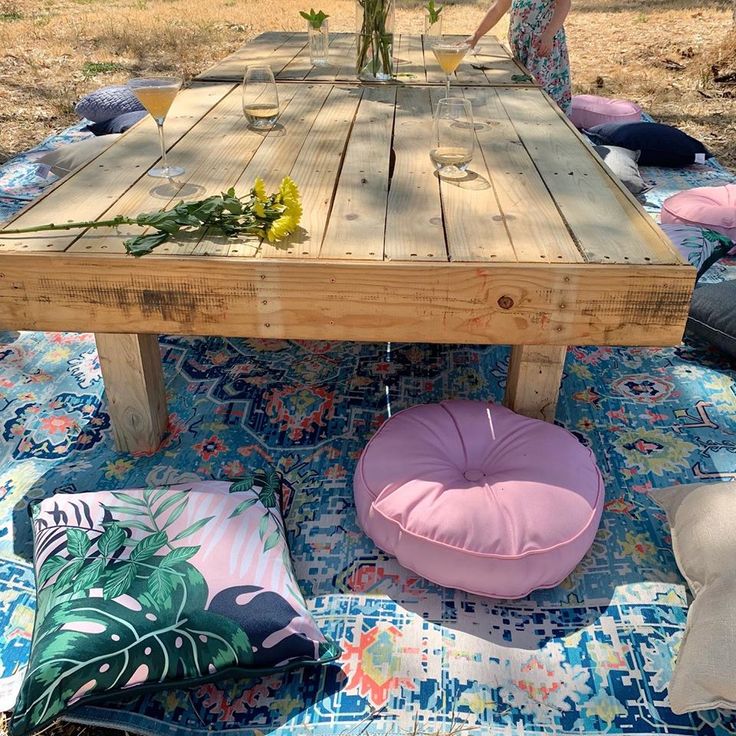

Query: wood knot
left=497, top=295, right=514, bottom=310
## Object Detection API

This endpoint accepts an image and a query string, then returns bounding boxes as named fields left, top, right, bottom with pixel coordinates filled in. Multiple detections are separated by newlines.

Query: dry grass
left=0, top=0, right=734, bottom=165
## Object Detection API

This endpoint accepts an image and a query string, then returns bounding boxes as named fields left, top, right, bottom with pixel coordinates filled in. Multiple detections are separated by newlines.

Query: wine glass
left=431, top=40, right=471, bottom=98
left=242, top=65, right=280, bottom=130
left=430, top=98, right=474, bottom=180
left=127, top=77, right=184, bottom=179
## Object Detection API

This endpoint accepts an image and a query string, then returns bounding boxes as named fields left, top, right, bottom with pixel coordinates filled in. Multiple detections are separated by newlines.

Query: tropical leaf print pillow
left=659, top=224, right=733, bottom=280
left=11, top=475, right=339, bottom=736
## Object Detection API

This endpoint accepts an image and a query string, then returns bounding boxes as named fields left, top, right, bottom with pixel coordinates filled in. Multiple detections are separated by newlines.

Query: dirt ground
left=0, top=0, right=734, bottom=167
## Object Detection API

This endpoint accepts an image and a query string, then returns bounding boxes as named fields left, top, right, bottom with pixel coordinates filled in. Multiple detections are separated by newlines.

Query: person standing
left=467, top=0, right=572, bottom=114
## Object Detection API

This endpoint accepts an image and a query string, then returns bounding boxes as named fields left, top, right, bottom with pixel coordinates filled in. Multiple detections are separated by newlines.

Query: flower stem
left=1, top=215, right=135, bottom=235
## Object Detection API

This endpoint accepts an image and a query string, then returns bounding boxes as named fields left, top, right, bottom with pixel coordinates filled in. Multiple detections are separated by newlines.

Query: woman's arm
left=467, top=0, right=513, bottom=47
left=536, top=0, right=571, bottom=55
left=545, top=0, right=571, bottom=37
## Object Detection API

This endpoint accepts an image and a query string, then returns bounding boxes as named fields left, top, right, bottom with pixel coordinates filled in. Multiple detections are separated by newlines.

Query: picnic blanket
left=1, top=124, right=736, bottom=736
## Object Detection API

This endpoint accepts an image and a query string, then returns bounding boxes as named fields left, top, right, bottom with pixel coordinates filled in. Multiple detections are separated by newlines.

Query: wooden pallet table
left=197, top=32, right=532, bottom=87
left=0, top=77, right=694, bottom=453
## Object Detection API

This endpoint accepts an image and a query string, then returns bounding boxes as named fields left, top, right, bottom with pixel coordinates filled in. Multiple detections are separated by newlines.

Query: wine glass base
left=437, top=165, right=469, bottom=180
left=147, top=166, right=185, bottom=178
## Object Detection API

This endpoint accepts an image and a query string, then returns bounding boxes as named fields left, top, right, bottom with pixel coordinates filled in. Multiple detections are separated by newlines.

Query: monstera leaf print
left=13, top=556, right=253, bottom=734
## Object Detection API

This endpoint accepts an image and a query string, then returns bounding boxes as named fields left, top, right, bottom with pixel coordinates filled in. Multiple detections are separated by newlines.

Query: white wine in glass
left=430, top=97, right=474, bottom=179
left=128, top=77, right=184, bottom=179
left=431, top=41, right=470, bottom=98
left=242, top=65, right=280, bottom=130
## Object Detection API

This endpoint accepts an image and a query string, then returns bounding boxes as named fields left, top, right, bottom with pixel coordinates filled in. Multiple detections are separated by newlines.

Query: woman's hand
left=535, top=29, right=555, bottom=57
left=465, top=34, right=479, bottom=48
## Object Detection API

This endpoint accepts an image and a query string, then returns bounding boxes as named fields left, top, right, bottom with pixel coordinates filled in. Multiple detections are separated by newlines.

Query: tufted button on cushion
left=354, top=401, right=604, bottom=599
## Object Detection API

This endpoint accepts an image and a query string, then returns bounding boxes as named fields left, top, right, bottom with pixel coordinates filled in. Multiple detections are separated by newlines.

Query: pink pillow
left=661, top=185, right=736, bottom=243
left=569, top=94, right=641, bottom=130
left=354, top=401, right=604, bottom=599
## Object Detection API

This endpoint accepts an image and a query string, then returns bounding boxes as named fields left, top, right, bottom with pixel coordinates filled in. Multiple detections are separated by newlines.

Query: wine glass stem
left=446, top=75, right=451, bottom=98
left=156, top=119, right=169, bottom=174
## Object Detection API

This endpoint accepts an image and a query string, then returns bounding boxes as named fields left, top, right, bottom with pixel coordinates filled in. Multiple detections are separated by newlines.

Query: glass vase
left=355, top=0, right=395, bottom=82
left=424, top=14, right=442, bottom=39
left=308, top=21, right=329, bottom=66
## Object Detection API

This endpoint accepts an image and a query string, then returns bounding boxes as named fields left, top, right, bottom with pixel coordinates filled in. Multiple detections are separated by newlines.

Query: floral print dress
left=508, top=0, right=572, bottom=114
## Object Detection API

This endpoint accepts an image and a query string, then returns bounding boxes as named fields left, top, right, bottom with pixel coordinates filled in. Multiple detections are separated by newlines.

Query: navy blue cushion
left=87, top=110, right=147, bottom=136
left=585, top=122, right=711, bottom=167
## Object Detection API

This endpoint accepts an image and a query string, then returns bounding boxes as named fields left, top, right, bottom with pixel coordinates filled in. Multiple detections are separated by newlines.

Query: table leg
left=95, top=333, right=168, bottom=454
left=504, top=345, right=567, bottom=423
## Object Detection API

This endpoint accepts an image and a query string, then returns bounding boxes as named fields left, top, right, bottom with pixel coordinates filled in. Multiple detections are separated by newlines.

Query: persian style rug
left=1, top=126, right=735, bottom=735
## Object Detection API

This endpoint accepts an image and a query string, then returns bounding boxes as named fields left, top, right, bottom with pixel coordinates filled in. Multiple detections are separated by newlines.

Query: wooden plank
left=504, top=344, right=567, bottom=422
left=259, top=85, right=361, bottom=258
left=67, top=86, right=301, bottom=257
left=198, top=33, right=306, bottom=81
left=0, top=255, right=695, bottom=346
left=395, top=33, right=426, bottom=84
left=320, top=86, right=395, bottom=260
left=496, top=87, right=681, bottom=265
left=539, top=89, right=689, bottom=266
left=277, top=40, right=316, bottom=81
left=95, top=332, right=167, bottom=453
left=470, top=35, right=532, bottom=86
left=384, top=86, right=446, bottom=261
left=464, top=87, right=582, bottom=263
left=0, top=84, right=233, bottom=253
left=430, top=88, right=515, bottom=262
left=197, top=32, right=294, bottom=80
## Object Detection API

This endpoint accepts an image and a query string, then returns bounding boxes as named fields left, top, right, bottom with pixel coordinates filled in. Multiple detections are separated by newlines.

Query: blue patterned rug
left=1, top=126, right=736, bottom=735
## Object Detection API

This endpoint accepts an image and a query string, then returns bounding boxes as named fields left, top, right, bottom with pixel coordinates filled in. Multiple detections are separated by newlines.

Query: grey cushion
left=75, top=85, right=144, bottom=123
left=593, top=144, right=648, bottom=195
left=36, top=135, right=122, bottom=177
left=685, top=279, right=736, bottom=359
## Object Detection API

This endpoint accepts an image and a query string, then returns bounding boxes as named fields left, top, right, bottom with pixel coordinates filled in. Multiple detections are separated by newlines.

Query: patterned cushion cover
left=75, top=85, right=145, bottom=123
left=10, top=477, right=339, bottom=736
left=651, top=481, right=736, bottom=713
left=658, top=224, right=733, bottom=280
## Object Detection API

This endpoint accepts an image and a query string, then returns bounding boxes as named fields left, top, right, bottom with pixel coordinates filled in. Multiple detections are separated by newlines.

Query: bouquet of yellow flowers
left=2, top=177, right=303, bottom=257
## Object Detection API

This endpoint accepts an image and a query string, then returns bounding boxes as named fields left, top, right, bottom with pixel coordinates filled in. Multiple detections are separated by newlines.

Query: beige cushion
left=652, top=481, right=736, bottom=714
left=36, top=134, right=122, bottom=177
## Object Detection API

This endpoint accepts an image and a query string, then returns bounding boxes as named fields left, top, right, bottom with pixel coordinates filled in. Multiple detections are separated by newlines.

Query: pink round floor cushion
left=354, top=401, right=604, bottom=599
left=661, top=184, right=736, bottom=242
left=569, top=94, right=641, bottom=130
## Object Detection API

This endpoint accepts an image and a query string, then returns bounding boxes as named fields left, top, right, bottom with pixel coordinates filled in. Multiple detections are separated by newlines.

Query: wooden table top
left=197, top=32, right=532, bottom=87
left=0, top=80, right=693, bottom=346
